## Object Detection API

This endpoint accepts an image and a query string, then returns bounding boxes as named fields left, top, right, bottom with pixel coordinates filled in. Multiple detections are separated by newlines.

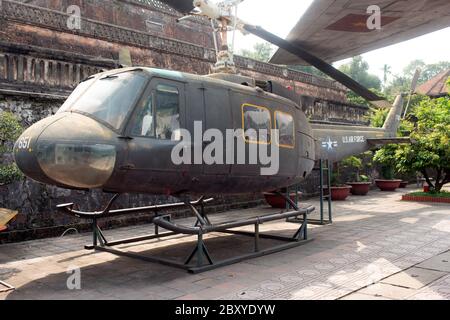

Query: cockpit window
left=155, top=84, right=180, bottom=140
left=130, top=91, right=154, bottom=137
left=59, top=71, right=147, bottom=130
left=129, top=83, right=180, bottom=140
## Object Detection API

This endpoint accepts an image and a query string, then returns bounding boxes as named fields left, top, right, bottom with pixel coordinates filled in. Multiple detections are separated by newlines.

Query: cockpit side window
left=131, top=92, right=154, bottom=137
left=129, top=82, right=180, bottom=140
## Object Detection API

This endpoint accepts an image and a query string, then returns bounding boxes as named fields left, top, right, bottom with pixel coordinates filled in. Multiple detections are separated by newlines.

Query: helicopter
left=13, top=0, right=413, bottom=197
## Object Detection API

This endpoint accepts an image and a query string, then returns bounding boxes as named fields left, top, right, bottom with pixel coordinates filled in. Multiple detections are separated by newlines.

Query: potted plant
left=375, top=166, right=402, bottom=191
left=373, top=145, right=402, bottom=191
left=399, top=180, right=409, bottom=188
left=328, top=162, right=352, bottom=201
left=264, top=190, right=302, bottom=208
left=342, top=156, right=372, bottom=196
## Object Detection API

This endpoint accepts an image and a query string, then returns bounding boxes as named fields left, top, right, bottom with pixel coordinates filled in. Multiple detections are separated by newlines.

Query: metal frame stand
left=317, top=158, right=333, bottom=225
left=58, top=194, right=315, bottom=274
left=287, top=159, right=333, bottom=226
left=0, top=280, right=15, bottom=293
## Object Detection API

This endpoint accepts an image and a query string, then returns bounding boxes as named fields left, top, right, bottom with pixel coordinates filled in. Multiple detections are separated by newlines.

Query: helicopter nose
left=15, top=113, right=117, bottom=189
left=14, top=114, right=66, bottom=186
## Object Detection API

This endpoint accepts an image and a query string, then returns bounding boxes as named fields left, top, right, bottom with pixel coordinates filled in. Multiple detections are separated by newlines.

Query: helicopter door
left=203, top=85, right=232, bottom=175
left=125, top=78, right=185, bottom=174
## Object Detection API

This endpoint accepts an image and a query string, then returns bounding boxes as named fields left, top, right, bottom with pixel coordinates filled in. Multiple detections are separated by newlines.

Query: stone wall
left=0, top=0, right=348, bottom=102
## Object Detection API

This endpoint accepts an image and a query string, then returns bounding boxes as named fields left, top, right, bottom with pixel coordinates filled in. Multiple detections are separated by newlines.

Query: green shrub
left=0, top=111, right=24, bottom=185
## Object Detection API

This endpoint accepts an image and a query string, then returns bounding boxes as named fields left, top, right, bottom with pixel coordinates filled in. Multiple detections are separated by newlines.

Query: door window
left=275, top=111, right=295, bottom=148
left=242, top=104, right=272, bottom=144
left=129, top=82, right=180, bottom=140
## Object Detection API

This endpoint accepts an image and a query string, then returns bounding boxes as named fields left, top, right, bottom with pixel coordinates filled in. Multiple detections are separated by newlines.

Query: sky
left=231, top=0, right=450, bottom=81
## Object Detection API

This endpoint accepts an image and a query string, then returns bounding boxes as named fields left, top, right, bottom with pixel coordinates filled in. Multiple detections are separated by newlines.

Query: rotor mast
left=191, top=0, right=245, bottom=74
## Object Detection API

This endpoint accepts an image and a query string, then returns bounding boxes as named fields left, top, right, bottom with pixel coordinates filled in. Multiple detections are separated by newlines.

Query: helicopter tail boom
left=311, top=94, right=406, bottom=162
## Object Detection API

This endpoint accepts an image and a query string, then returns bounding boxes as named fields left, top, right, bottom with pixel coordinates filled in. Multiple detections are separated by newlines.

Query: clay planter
left=399, top=181, right=409, bottom=188
left=375, top=179, right=402, bottom=191
left=329, top=186, right=352, bottom=201
left=346, top=182, right=371, bottom=196
left=264, top=192, right=302, bottom=208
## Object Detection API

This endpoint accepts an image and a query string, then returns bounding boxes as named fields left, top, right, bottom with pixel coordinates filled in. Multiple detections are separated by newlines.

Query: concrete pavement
left=1, top=186, right=449, bottom=300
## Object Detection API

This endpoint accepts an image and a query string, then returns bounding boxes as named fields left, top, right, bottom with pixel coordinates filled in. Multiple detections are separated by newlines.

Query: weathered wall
left=0, top=0, right=371, bottom=242
left=0, top=0, right=348, bottom=102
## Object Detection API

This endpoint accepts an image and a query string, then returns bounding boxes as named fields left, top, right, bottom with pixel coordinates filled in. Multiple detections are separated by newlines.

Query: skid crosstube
left=57, top=194, right=314, bottom=274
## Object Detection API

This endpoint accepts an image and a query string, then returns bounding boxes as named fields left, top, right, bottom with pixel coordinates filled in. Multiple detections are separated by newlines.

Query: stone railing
left=0, top=42, right=117, bottom=96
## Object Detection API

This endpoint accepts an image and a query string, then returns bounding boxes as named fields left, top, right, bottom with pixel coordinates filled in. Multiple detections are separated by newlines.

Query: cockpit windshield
left=58, top=70, right=148, bottom=130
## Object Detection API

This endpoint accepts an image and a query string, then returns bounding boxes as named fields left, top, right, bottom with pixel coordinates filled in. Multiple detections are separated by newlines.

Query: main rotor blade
left=243, top=24, right=386, bottom=103
left=159, top=0, right=195, bottom=14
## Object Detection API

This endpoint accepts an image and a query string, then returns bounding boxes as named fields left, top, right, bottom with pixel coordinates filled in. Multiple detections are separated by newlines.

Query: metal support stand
left=0, top=280, right=15, bottom=293
left=287, top=159, right=333, bottom=226
left=318, top=159, right=333, bottom=225
left=58, top=194, right=315, bottom=274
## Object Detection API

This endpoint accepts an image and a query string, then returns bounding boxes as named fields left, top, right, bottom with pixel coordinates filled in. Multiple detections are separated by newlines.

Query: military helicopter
left=14, top=0, right=408, bottom=196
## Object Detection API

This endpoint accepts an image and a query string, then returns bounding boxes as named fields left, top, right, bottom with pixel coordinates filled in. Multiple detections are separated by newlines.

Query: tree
left=384, top=75, right=410, bottom=96
left=393, top=97, right=450, bottom=192
left=338, top=56, right=382, bottom=90
left=420, top=61, right=450, bottom=84
left=384, top=60, right=450, bottom=96
left=347, top=88, right=388, bottom=107
left=381, top=64, right=392, bottom=88
left=403, top=59, right=426, bottom=80
left=239, top=42, right=275, bottom=62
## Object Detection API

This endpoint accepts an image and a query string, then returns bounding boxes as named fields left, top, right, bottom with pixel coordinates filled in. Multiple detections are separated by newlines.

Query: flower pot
left=264, top=192, right=302, bottom=208
left=375, top=179, right=402, bottom=191
left=399, top=181, right=409, bottom=188
left=347, top=182, right=371, bottom=196
left=329, top=186, right=352, bottom=201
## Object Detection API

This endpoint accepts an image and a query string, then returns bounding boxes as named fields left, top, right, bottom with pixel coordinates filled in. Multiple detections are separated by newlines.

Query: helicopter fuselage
left=14, top=67, right=317, bottom=195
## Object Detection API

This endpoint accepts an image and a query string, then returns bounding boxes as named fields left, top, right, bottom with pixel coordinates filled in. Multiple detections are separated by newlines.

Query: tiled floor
left=1, top=186, right=449, bottom=300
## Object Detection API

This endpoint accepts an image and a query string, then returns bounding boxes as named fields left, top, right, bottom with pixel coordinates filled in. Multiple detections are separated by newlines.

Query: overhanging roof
left=270, top=0, right=450, bottom=65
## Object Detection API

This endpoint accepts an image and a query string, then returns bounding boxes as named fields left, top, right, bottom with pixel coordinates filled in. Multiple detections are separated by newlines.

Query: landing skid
left=57, top=194, right=315, bottom=274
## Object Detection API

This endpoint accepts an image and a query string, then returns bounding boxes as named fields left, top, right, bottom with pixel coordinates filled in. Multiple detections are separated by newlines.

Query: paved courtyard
left=1, top=186, right=450, bottom=300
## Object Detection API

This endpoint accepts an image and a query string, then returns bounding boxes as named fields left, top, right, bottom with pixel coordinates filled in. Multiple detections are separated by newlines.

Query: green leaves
left=0, top=164, right=23, bottom=185
left=0, top=111, right=23, bottom=152
left=374, top=96, right=450, bottom=190
left=341, top=156, right=362, bottom=170
left=0, top=111, right=24, bottom=185
left=338, top=56, right=382, bottom=91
